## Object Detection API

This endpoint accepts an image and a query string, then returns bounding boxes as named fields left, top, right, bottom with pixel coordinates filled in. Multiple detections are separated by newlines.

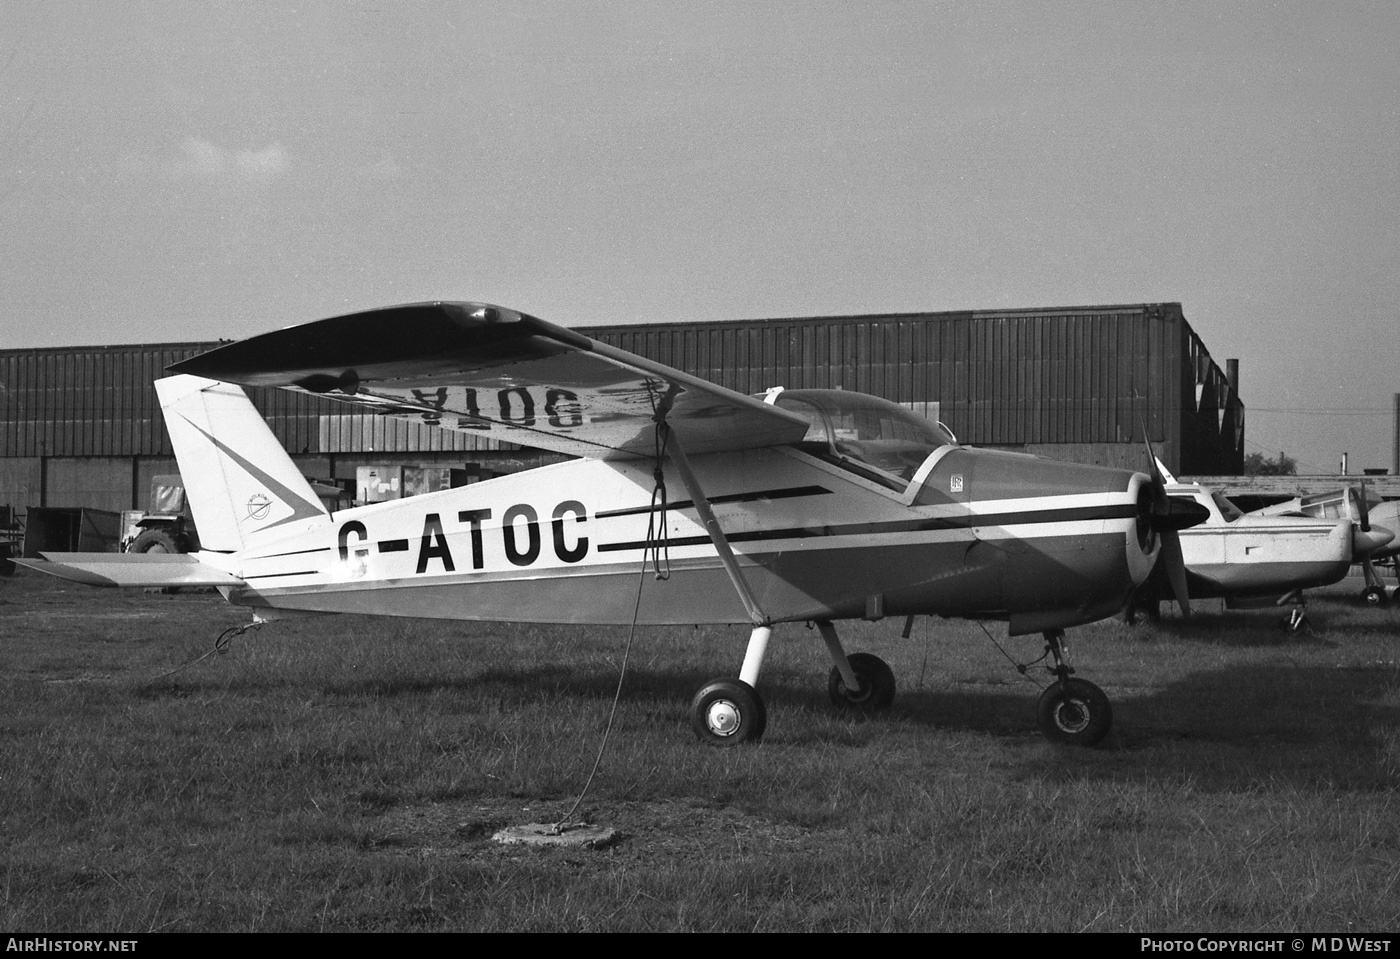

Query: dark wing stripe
left=596, top=503, right=1137, bottom=552
left=595, top=485, right=833, bottom=519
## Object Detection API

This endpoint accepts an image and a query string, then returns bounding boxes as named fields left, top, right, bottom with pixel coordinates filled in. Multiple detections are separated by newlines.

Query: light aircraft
left=1248, top=487, right=1400, bottom=606
left=1129, top=463, right=1394, bottom=629
left=17, top=301, right=1207, bottom=746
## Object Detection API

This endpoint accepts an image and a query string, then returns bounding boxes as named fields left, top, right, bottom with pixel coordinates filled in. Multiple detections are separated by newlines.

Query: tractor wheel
left=128, top=529, right=184, bottom=554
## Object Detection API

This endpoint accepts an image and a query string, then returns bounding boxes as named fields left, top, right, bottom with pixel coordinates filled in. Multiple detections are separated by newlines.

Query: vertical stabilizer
left=154, top=375, right=329, bottom=552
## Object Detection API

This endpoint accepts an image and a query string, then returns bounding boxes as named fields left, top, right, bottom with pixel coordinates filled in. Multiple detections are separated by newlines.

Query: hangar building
left=0, top=302, right=1243, bottom=524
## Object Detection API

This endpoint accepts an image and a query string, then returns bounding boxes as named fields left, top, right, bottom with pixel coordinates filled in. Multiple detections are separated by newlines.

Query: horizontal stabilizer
left=15, top=553, right=246, bottom=589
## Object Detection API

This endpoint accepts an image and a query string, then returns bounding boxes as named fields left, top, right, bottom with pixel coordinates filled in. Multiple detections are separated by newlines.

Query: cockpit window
left=770, top=389, right=955, bottom=489
left=774, top=397, right=832, bottom=444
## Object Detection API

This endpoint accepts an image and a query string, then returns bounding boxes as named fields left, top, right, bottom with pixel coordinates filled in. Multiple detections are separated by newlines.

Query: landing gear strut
left=1360, top=557, right=1391, bottom=607
left=1284, top=594, right=1309, bottom=632
left=1035, top=630, right=1112, bottom=746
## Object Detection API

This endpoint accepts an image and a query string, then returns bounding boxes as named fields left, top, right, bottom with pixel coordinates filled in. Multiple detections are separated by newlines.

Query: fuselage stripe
left=595, top=503, right=1137, bottom=553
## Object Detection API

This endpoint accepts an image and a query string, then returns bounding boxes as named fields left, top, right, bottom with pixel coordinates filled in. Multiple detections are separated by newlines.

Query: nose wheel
left=1035, top=630, right=1112, bottom=746
left=1037, top=678, right=1112, bottom=745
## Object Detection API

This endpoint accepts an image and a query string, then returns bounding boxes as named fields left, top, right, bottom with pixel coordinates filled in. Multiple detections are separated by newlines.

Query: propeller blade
left=1138, top=418, right=1203, bottom=616
left=1151, top=495, right=1205, bottom=616
left=1159, top=527, right=1191, bottom=617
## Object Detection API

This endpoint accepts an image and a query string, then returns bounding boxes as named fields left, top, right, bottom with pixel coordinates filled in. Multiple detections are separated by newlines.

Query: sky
left=2, top=0, right=1397, bottom=473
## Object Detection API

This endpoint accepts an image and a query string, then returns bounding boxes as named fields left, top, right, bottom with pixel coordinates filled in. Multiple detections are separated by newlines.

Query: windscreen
left=771, top=389, right=955, bottom=486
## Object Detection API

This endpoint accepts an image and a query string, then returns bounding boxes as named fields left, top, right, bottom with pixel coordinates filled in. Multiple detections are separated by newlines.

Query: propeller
left=1139, top=428, right=1209, bottom=616
left=1351, top=482, right=1396, bottom=560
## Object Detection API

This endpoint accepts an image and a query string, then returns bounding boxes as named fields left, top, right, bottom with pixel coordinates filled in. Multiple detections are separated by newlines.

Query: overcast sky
left=2, top=1, right=1397, bottom=472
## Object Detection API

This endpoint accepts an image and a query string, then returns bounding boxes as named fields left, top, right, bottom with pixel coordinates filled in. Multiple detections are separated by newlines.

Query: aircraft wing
left=170, top=302, right=811, bottom=459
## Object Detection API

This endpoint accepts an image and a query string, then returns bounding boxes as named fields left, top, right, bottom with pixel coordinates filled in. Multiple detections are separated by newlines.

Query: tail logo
left=175, top=414, right=327, bottom=532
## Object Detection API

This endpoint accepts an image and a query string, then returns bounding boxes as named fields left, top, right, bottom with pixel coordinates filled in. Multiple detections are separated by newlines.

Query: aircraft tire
left=828, top=652, right=896, bottom=712
left=1362, top=586, right=1387, bottom=608
left=1036, top=678, right=1111, bottom=746
left=128, top=529, right=183, bottom=554
left=690, top=679, right=766, bottom=746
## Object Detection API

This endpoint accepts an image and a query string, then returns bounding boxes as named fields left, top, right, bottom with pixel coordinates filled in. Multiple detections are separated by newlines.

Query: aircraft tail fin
left=155, top=375, right=330, bottom=552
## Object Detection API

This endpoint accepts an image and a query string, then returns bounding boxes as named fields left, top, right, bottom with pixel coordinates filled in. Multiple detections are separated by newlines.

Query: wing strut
left=659, top=424, right=771, bottom=628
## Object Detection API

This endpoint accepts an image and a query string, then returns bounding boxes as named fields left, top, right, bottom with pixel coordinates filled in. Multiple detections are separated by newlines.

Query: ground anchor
left=492, top=822, right=621, bottom=849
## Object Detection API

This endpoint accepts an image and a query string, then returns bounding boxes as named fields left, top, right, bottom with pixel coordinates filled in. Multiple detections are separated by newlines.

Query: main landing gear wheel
left=690, top=679, right=767, bottom=746
left=828, top=652, right=896, bottom=712
left=1036, top=678, right=1112, bottom=746
left=1362, top=586, right=1388, bottom=608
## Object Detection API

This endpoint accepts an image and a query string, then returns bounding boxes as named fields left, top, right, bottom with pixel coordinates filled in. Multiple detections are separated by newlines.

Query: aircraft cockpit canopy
left=766, top=389, right=956, bottom=490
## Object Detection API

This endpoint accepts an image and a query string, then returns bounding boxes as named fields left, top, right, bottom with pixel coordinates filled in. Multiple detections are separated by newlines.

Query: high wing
left=170, top=301, right=810, bottom=459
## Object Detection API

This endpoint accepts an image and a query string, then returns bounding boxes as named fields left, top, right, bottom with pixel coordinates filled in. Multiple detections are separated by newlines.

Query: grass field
left=2, top=566, right=1398, bottom=932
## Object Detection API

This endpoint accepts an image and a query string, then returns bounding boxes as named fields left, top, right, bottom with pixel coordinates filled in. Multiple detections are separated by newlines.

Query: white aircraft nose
left=1354, top=524, right=1396, bottom=558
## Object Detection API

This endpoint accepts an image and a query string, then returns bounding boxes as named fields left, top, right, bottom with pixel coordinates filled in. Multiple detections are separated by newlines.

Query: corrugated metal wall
left=0, top=343, right=354, bottom=458
left=582, top=303, right=1202, bottom=456
left=0, top=304, right=1245, bottom=502
left=0, top=344, right=199, bottom=457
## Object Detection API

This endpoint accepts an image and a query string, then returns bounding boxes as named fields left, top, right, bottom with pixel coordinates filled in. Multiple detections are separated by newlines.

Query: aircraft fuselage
left=208, top=444, right=1156, bottom=635
left=1168, top=486, right=1353, bottom=599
